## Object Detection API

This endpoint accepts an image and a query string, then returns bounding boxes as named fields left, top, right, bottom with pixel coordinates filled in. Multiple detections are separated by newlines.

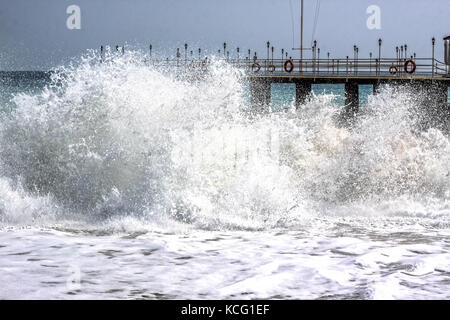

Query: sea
left=0, top=51, right=449, bottom=299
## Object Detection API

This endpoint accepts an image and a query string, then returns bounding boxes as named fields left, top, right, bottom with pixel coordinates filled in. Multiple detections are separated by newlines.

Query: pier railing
left=143, top=57, right=449, bottom=78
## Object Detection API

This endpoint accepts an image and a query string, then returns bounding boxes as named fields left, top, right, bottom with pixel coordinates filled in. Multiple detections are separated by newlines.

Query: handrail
left=141, top=56, right=449, bottom=77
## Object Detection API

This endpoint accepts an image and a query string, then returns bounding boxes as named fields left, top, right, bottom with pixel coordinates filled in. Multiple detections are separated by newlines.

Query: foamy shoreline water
left=1, top=219, right=449, bottom=300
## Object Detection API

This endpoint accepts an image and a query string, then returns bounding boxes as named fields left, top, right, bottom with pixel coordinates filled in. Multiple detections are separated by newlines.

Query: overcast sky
left=0, top=0, right=449, bottom=70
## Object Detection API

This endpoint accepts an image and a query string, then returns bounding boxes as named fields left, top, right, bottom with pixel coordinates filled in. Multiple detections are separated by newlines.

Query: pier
left=100, top=0, right=450, bottom=119
left=123, top=45, right=450, bottom=117
left=245, top=54, right=450, bottom=115
left=103, top=35, right=450, bottom=119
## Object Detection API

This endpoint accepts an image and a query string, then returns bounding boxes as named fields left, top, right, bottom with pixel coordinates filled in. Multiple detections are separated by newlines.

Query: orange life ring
left=268, top=64, right=276, bottom=72
left=284, top=59, right=294, bottom=73
left=389, top=66, right=398, bottom=75
left=404, top=59, right=416, bottom=74
left=252, top=62, right=261, bottom=73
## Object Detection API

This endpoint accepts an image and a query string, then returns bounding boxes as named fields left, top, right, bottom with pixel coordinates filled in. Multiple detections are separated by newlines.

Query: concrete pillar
left=295, top=82, right=312, bottom=108
left=344, top=81, right=359, bottom=116
left=432, top=81, right=448, bottom=106
left=373, top=81, right=381, bottom=95
left=264, top=82, right=271, bottom=108
left=420, top=81, right=448, bottom=109
left=429, top=81, right=449, bottom=129
left=250, top=80, right=271, bottom=111
left=413, top=80, right=449, bottom=131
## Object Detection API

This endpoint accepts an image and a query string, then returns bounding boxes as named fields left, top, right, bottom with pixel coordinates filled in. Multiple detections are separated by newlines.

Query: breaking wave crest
left=0, top=50, right=449, bottom=231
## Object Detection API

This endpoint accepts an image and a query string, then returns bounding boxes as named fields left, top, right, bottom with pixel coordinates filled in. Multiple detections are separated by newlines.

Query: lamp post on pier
left=317, top=48, right=320, bottom=74
left=271, top=46, right=274, bottom=64
left=401, top=45, right=404, bottom=75
left=300, top=0, right=304, bottom=74
left=396, top=47, right=399, bottom=72
left=313, top=40, right=317, bottom=74
left=432, top=37, right=435, bottom=78
left=327, top=52, right=330, bottom=73
left=346, top=56, right=349, bottom=75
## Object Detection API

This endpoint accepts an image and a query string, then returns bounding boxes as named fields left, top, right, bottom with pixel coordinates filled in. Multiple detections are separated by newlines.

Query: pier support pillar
left=250, top=80, right=271, bottom=111
left=344, top=81, right=359, bottom=116
left=409, top=80, right=450, bottom=131
left=426, top=81, right=449, bottom=130
left=431, top=81, right=448, bottom=106
left=264, top=82, right=271, bottom=109
left=373, top=81, right=381, bottom=95
left=295, top=82, right=312, bottom=108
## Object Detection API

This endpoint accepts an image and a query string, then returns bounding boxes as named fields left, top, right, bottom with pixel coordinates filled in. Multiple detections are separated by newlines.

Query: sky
left=0, top=0, right=449, bottom=70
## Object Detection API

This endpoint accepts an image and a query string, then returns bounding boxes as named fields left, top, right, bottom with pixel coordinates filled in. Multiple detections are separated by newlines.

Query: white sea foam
left=0, top=50, right=448, bottom=231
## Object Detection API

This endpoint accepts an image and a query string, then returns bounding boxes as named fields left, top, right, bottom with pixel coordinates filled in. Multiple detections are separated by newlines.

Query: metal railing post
left=327, top=52, right=330, bottom=74
left=378, top=38, right=382, bottom=76
left=346, top=56, right=349, bottom=76
left=432, top=37, right=435, bottom=78
left=317, top=48, right=320, bottom=75
left=375, top=58, right=378, bottom=76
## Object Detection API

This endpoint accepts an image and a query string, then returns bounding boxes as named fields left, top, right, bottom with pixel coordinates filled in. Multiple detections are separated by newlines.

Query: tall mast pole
left=300, top=0, right=303, bottom=75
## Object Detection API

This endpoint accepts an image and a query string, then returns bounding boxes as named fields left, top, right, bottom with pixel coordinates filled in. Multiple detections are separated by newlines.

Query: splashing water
left=0, top=50, right=448, bottom=229
left=0, top=50, right=449, bottom=299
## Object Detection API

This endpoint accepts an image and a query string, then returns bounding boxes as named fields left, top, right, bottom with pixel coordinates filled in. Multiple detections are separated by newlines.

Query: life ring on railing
left=389, top=66, right=398, bottom=75
left=284, top=59, right=294, bottom=73
left=404, top=59, right=416, bottom=74
left=252, top=62, right=261, bottom=73
left=268, top=64, right=276, bottom=72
